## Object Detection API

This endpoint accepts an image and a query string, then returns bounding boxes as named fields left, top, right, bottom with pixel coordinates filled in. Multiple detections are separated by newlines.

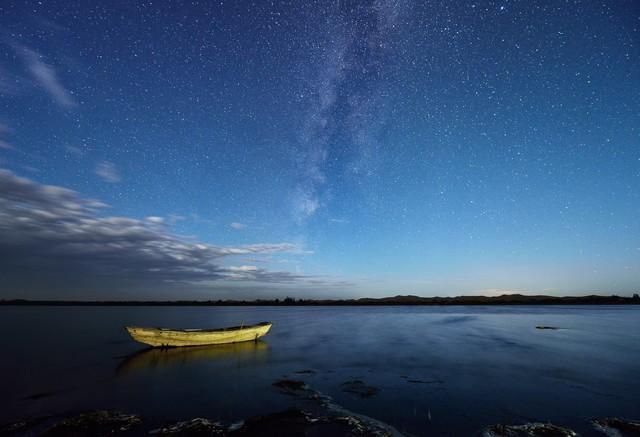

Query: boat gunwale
left=126, top=321, right=271, bottom=334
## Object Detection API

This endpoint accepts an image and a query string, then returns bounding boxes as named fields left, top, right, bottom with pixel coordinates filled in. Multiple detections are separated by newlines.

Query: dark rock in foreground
left=2, top=377, right=401, bottom=436
left=41, top=410, right=142, bottom=436
left=483, top=422, right=577, bottom=437
left=0, top=416, right=52, bottom=436
left=3, top=408, right=395, bottom=437
left=592, top=417, right=640, bottom=436
left=18, top=384, right=638, bottom=437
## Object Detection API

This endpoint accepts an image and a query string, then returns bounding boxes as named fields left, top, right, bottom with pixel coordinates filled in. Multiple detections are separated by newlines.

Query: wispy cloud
left=14, top=45, right=77, bottom=109
left=95, top=161, right=121, bottom=183
left=0, top=66, right=21, bottom=96
left=0, top=140, right=14, bottom=150
left=65, top=144, right=87, bottom=157
left=224, top=265, right=303, bottom=282
left=167, top=214, right=186, bottom=225
left=0, top=169, right=321, bottom=297
left=0, top=123, right=15, bottom=150
left=145, top=216, right=165, bottom=225
left=35, top=17, right=68, bottom=33
left=230, top=222, right=247, bottom=230
left=189, top=213, right=215, bottom=227
left=471, top=288, right=530, bottom=296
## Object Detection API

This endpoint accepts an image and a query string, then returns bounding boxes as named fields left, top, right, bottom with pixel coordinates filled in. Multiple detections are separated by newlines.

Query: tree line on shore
left=1, top=293, right=639, bottom=306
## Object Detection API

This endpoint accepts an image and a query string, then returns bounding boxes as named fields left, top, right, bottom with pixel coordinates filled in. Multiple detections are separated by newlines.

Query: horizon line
left=1, top=293, right=638, bottom=306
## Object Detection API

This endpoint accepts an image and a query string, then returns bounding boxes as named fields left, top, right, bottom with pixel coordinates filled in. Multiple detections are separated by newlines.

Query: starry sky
left=0, top=0, right=639, bottom=300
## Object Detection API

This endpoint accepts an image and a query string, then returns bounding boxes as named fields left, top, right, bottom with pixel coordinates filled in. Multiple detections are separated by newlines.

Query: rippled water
left=1, top=305, right=639, bottom=435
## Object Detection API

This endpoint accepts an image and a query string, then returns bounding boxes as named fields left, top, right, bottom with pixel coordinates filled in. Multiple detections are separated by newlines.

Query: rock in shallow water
left=341, top=380, right=380, bottom=398
left=483, top=422, right=577, bottom=437
left=150, top=418, right=226, bottom=436
left=592, top=417, right=640, bottom=436
left=271, top=379, right=401, bottom=436
left=272, top=379, right=308, bottom=392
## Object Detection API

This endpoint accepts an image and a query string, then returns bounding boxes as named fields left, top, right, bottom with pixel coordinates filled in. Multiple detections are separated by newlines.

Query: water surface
left=1, top=305, right=639, bottom=435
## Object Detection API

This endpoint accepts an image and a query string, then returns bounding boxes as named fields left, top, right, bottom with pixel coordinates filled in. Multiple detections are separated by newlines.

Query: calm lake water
left=1, top=305, right=639, bottom=436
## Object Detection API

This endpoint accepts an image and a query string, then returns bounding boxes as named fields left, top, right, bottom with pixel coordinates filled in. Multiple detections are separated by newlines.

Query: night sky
left=0, top=0, right=638, bottom=299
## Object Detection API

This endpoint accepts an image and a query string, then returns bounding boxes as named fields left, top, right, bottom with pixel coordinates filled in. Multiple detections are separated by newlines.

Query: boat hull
left=125, top=322, right=272, bottom=347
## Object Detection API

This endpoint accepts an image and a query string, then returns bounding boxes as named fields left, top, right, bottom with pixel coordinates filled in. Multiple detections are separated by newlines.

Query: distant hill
left=1, top=294, right=639, bottom=306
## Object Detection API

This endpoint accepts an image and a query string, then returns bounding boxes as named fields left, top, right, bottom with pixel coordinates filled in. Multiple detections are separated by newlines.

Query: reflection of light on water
left=116, top=341, right=269, bottom=375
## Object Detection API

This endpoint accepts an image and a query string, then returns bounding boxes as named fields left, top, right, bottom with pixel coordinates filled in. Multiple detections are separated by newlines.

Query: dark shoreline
left=2, top=293, right=639, bottom=306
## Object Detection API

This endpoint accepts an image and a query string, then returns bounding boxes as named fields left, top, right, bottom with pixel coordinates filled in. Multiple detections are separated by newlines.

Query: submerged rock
left=41, top=410, right=142, bottom=436
left=271, top=378, right=402, bottom=436
left=406, top=379, right=443, bottom=385
left=150, top=418, right=225, bottom=436
left=483, top=422, right=577, bottom=437
left=273, top=379, right=307, bottom=391
left=22, top=390, right=62, bottom=401
left=341, top=380, right=380, bottom=398
left=592, top=417, right=640, bottom=436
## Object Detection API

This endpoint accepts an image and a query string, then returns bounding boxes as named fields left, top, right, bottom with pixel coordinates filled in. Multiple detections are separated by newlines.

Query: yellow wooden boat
left=125, top=322, right=272, bottom=347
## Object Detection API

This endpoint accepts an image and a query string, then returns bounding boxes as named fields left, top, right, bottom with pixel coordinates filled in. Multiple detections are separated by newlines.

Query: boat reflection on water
left=117, top=341, right=270, bottom=375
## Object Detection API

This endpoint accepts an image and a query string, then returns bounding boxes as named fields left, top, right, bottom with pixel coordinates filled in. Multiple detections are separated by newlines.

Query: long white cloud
left=0, top=169, right=324, bottom=297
